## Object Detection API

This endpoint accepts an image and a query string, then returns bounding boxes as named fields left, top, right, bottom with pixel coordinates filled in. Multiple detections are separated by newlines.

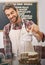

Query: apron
left=9, top=23, right=34, bottom=57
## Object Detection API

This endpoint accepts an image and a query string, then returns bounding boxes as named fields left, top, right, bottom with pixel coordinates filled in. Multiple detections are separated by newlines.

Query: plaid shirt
left=3, top=19, right=45, bottom=59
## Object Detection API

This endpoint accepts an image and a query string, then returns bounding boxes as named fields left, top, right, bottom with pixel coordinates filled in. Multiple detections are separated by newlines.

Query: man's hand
left=31, top=24, right=39, bottom=33
left=26, top=23, right=43, bottom=41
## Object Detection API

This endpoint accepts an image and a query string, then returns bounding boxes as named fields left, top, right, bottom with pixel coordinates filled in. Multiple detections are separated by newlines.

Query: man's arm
left=24, top=19, right=45, bottom=42
left=3, top=25, right=12, bottom=59
left=31, top=23, right=45, bottom=42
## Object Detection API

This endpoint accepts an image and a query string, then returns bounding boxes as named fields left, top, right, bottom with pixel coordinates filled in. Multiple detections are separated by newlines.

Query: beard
left=10, top=15, right=18, bottom=24
left=15, top=15, right=18, bottom=22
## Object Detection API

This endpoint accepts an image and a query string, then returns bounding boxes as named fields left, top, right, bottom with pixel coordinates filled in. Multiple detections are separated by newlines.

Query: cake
left=18, top=52, right=39, bottom=64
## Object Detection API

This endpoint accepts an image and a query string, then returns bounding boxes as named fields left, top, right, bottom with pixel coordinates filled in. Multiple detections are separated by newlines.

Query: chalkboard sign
left=0, top=2, right=38, bottom=30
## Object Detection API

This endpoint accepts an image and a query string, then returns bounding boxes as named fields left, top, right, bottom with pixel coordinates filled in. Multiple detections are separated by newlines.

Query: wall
left=38, top=0, right=45, bottom=46
left=0, top=0, right=45, bottom=48
left=0, top=0, right=38, bottom=2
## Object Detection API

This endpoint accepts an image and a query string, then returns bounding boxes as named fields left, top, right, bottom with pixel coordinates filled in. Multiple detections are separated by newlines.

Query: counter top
left=0, top=57, right=45, bottom=65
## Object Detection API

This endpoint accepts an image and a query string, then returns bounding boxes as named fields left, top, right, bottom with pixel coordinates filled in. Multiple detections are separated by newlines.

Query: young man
left=3, top=3, right=44, bottom=59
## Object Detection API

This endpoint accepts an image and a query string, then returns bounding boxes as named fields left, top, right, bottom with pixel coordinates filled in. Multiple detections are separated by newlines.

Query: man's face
left=5, top=8, right=18, bottom=23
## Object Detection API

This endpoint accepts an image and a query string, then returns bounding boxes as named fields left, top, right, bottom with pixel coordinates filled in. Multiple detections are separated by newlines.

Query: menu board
left=0, top=2, right=38, bottom=30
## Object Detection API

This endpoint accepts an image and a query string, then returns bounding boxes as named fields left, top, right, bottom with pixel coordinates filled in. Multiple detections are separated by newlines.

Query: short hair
left=3, top=3, right=17, bottom=12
